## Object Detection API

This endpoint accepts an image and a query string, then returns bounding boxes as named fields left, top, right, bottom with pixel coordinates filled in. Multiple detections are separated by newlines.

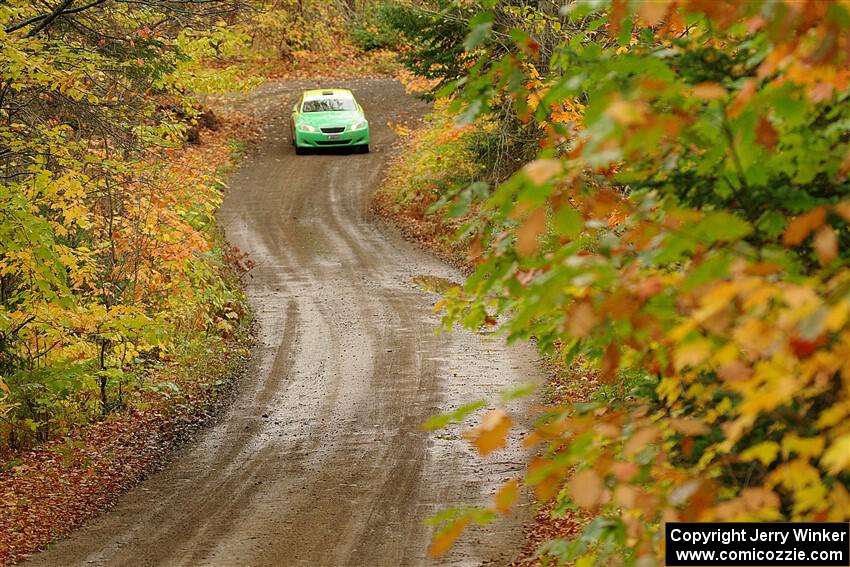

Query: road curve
left=24, top=78, right=541, bottom=567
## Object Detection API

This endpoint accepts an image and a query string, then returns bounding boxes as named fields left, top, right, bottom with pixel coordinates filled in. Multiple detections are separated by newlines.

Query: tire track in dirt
left=23, top=78, right=542, bottom=567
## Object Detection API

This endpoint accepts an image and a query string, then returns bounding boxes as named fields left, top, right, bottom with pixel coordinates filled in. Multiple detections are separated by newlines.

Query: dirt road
left=24, top=78, right=541, bottom=567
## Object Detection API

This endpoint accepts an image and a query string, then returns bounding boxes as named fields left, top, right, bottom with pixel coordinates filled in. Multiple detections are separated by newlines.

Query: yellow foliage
left=465, top=409, right=513, bottom=456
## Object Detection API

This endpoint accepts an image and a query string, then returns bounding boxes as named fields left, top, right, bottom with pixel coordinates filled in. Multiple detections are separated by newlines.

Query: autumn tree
left=0, top=0, right=253, bottom=445
left=412, top=0, right=850, bottom=563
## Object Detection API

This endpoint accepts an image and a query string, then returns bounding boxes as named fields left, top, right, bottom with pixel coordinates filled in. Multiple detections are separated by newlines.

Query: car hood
left=297, top=111, right=365, bottom=127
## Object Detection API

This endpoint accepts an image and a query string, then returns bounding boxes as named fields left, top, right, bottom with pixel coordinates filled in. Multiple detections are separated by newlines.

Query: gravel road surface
left=24, top=78, right=541, bottom=567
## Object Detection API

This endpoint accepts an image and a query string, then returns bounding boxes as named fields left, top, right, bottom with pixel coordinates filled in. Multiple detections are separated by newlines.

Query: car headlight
left=350, top=120, right=367, bottom=131
left=298, top=123, right=317, bottom=133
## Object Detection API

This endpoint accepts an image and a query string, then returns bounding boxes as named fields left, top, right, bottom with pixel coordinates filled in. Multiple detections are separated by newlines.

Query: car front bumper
left=295, top=127, right=369, bottom=148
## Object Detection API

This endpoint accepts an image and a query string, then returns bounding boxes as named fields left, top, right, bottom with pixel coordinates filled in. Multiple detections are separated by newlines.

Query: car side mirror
left=292, top=104, right=298, bottom=112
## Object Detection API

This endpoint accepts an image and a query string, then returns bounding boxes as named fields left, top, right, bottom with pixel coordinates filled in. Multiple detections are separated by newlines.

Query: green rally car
left=290, top=89, right=370, bottom=155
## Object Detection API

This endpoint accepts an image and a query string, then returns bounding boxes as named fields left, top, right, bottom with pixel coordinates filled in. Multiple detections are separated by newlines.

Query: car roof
left=302, top=88, right=355, bottom=101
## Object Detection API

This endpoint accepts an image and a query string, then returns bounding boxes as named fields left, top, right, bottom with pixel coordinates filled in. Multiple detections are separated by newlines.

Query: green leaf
left=464, top=12, right=494, bottom=51
left=423, top=400, right=486, bottom=430
left=500, top=383, right=536, bottom=402
left=554, top=206, right=584, bottom=238
left=694, top=211, right=753, bottom=243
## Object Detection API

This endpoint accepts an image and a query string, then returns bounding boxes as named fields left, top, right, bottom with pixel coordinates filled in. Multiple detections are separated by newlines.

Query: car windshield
left=302, top=98, right=357, bottom=112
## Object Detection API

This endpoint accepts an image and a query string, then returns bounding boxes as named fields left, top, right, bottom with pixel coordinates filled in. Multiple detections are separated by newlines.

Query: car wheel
left=358, top=144, right=370, bottom=154
left=295, top=145, right=307, bottom=155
